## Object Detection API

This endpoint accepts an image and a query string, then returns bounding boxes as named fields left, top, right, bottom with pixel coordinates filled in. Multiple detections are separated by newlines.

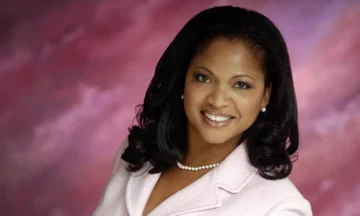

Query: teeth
left=204, top=112, right=231, bottom=122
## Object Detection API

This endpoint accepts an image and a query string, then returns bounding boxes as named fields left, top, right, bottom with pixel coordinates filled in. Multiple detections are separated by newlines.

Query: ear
left=261, top=83, right=272, bottom=107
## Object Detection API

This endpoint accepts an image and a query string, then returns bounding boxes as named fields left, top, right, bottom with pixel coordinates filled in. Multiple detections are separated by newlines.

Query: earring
left=181, top=94, right=184, bottom=99
left=261, top=107, right=266, bottom=112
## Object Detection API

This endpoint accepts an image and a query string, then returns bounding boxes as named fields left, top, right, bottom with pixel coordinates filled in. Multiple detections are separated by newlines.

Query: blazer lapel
left=148, top=170, right=220, bottom=216
left=211, top=142, right=258, bottom=194
left=126, top=141, right=257, bottom=216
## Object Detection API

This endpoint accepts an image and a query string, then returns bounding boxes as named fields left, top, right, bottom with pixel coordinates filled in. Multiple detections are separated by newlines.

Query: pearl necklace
left=176, top=161, right=220, bottom=171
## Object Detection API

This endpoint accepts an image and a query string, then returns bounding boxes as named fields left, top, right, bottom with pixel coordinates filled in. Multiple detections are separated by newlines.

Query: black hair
left=121, top=6, right=299, bottom=180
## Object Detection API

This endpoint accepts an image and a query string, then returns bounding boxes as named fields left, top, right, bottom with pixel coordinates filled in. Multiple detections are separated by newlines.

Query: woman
left=93, top=6, right=313, bottom=216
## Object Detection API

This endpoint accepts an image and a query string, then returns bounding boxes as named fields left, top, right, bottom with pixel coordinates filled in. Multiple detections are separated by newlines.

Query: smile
left=201, top=111, right=234, bottom=128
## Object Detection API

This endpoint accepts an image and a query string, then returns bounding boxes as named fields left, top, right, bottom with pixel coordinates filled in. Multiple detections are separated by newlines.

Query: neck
left=182, top=130, right=241, bottom=167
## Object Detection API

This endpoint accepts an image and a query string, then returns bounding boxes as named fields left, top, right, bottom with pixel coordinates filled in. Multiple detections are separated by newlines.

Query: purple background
left=1, top=0, right=359, bottom=215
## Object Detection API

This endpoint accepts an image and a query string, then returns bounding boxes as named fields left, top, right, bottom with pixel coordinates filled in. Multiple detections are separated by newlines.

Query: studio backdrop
left=1, top=0, right=359, bottom=215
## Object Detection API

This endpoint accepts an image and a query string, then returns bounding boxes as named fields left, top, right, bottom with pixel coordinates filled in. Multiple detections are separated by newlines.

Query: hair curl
left=121, top=6, right=299, bottom=180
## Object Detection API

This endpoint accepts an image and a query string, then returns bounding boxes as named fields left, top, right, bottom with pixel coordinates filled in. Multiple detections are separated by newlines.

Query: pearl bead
left=176, top=161, right=221, bottom=171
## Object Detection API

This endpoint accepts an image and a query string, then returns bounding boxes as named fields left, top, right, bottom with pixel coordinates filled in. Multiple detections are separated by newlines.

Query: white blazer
left=93, top=138, right=313, bottom=216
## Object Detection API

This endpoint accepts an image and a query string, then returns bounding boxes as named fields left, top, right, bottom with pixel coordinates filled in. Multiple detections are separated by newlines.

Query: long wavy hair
left=121, top=6, right=299, bottom=180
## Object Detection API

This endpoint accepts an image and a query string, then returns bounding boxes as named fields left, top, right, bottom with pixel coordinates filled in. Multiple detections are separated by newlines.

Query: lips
left=202, top=110, right=234, bottom=118
left=201, top=111, right=234, bottom=128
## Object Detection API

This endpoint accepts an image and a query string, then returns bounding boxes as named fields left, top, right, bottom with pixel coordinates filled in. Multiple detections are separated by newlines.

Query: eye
left=234, top=81, right=251, bottom=89
left=196, top=74, right=210, bottom=83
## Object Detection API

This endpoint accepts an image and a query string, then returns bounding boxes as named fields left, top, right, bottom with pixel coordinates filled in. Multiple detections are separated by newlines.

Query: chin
left=200, top=132, right=234, bottom=145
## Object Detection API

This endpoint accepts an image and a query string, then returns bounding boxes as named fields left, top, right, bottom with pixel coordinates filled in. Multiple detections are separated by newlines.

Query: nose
left=207, top=87, right=230, bottom=108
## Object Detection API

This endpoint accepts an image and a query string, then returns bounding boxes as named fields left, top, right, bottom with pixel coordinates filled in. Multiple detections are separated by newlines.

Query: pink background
left=1, top=0, right=359, bottom=215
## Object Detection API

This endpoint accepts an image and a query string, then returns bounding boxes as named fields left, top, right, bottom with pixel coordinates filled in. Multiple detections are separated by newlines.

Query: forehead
left=189, top=38, right=264, bottom=77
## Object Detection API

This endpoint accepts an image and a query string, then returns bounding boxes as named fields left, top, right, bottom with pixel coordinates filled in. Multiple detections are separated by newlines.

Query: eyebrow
left=194, top=66, right=255, bottom=81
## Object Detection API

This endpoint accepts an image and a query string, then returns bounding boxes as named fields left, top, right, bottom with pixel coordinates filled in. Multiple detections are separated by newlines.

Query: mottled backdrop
left=0, top=0, right=359, bottom=215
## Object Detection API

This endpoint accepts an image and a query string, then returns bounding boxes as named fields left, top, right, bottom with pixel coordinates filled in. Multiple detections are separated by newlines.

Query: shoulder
left=96, top=137, right=131, bottom=204
left=264, top=196, right=312, bottom=216
left=248, top=173, right=304, bottom=198
left=244, top=174, right=313, bottom=215
left=93, top=137, right=131, bottom=215
left=111, top=137, right=129, bottom=175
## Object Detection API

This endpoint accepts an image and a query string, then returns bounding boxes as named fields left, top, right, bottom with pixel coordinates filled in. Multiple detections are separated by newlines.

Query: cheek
left=184, top=83, right=208, bottom=107
left=233, top=94, right=262, bottom=117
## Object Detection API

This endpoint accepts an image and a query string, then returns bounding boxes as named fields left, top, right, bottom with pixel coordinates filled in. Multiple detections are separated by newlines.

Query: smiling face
left=183, top=38, right=271, bottom=146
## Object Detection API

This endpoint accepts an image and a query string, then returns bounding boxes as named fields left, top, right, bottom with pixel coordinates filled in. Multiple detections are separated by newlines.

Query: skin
left=183, top=37, right=271, bottom=166
left=142, top=37, right=271, bottom=216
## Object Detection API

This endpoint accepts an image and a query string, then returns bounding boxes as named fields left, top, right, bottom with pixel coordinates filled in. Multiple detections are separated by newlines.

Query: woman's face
left=183, top=38, right=271, bottom=145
